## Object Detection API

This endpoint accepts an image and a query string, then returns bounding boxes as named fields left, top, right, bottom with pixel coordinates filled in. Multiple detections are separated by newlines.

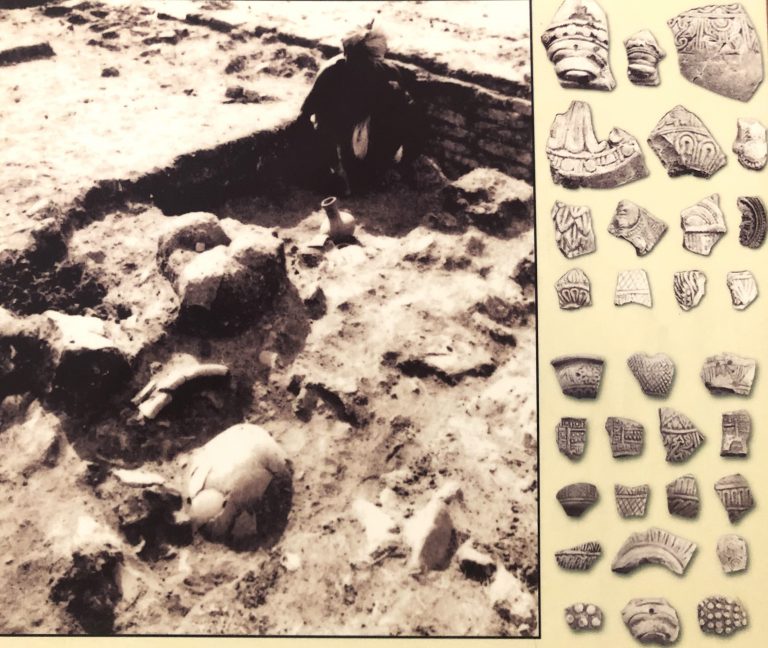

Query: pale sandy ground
left=0, top=1, right=536, bottom=636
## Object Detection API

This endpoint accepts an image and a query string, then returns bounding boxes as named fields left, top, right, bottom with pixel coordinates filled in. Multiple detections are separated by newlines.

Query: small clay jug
left=320, top=196, right=356, bottom=241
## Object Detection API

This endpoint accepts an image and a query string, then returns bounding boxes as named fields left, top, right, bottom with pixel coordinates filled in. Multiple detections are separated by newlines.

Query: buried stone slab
left=551, top=201, right=596, bottom=259
left=441, top=168, right=533, bottom=236
left=404, top=495, right=457, bottom=572
left=547, top=101, right=648, bottom=189
left=700, top=353, right=756, bottom=396
left=185, top=423, right=292, bottom=550
left=0, top=307, right=56, bottom=398
left=0, top=400, right=61, bottom=478
left=733, top=119, right=767, bottom=171
left=622, top=598, right=680, bottom=645
left=456, top=542, right=496, bottom=583
left=611, top=527, right=697, bottom=576
left=668, top=4, right=763, bottom=102
left=608, top=200, right=667, bottom=256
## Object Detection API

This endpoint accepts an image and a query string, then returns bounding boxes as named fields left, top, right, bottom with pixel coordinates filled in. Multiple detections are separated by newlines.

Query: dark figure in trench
left=297, top=23, right=425, bottom=195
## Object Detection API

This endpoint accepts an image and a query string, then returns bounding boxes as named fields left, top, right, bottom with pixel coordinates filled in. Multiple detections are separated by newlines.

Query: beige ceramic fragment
left=555, top=268, right=591, bottom=310
left=624, top=29, right=665, bottom=86
left=673, top=270, right=706, bottom=310
left=615, top=269, right=651, bottom=307
left=680, top=194, right=726, bottom=255
left=726, top=271, right=758, bottom=311
left=733, top=118, right=767, bottom=170
left=552, top=201, right=596, bottom=258
left=611, top=527, right=697, bottom=575
left=622, top=598, right=680, bottom=645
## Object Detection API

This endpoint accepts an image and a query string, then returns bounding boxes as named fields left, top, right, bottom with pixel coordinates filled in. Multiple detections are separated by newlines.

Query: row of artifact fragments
left=557, top=476, right=754, bottom=523
left=556, top=268, right=759, bottom=311
left=557, top=410, right=751, bottom=463
left=556, top=526, right=747, bottom=576
left=552, top=352, right=756, bottom=400
left=564, top=596, right=748, bottom=641
left=553, top=195, right=766, bottom=260
left=542, top=0, right=764, bottom=103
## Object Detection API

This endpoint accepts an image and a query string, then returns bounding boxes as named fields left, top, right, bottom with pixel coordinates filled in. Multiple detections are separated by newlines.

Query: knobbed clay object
left=612, top=527, right=697, bottom=576
left=659, top=407, right=705, bottom=463
left=615, top=484, right=650, bottom=518
left=557, top=482, right=598, bottom=517
left=552, top=201, right=596, bottom=258
left=721, top=410, right=751, bottom=458
left=680, top=194, right=726, bottom=256
left=716, top=534, right=748, bottom=574
left=555, top=541, right=601, bottom=571
left=648, top=106, right=726, bottom=178
left=608, top=200, right=667, bottom=256
left=627, top=353, right=675, bottom=398
left=726, top=271, right=758, bottom=311
left=673, top=270, right=706, bottom=311
left=551, top=355, right=604, bottom=399
left=541, top=0, right=616, bottom=91
left=666, top=474, right=699, bottom=519
left=668, top=4, right=763, bottom=102
left=547, top=101, right=648, bottom=189
left=733, top=118, right=767, bottom=171
left=698, top=596, right=748, bottom=636
left=556, top=269, right=591, bottom=310
left=606, top=416, right=644, bottom=458
left=565, top=603, right=603, bottom=632
left=615, top=269, right=652, bottom=307
left=624, top=30, right=665, bottom=86
left=557, top=417, right=587, bottom=460
left=714, top=474, right=754, bottom=524
left=185, top=423, right=292, bottom=549
left=700, top=353, right=756, bottom=396
left=737, top=196, right=767, bottom=249
left=622, top=598, right=680, bottom=645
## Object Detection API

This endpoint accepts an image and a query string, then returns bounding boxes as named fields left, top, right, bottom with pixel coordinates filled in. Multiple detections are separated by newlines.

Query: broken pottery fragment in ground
left=733, top=118, right=767, bottom=170
left=680, top=194, right=726, bottom=256
left=648, top=106, right=726, bottom=178
left=726, top=271, right=758, bottom=311
left=547, top=101, right=648, bottom=189
left=611, top=527, right=697, bottom=575
left=668, top=4, right=763, bottom=101
left=673, top=270, right=706, bottom=310
left=456, top=542, right=496, bottom=583
left=551, top=201, right=596, bottom=259
left=0, top=400, right=60, bottom=478
left=608, top=200, right=667, bottom=256
left=541, top=0, right=616, bottom=91
left=624, top=30, right=665, bottom=86
left=737, top=196, right=767, bottom=249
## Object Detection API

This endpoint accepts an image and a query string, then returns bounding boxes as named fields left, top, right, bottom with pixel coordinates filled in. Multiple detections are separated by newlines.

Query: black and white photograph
left=0, top=0, right=536, bottom=636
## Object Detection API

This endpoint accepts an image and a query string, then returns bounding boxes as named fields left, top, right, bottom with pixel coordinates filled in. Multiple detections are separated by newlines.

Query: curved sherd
left=611, top=527, right=697, bottom=575
left=551, top=355, right=604, bottom=399
left=622, top=598, right=680, bottom=645
left=737, top=196, right=767, bottom=249
left=555, top=541, right=602, bottom=571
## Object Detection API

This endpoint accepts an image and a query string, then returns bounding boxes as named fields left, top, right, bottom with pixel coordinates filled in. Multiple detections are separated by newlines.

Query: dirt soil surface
left=0, top=0, right=536, bottom=636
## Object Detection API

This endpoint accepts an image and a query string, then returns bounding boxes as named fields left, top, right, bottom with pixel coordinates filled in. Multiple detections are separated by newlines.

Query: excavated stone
left=648, top=106, right=726, bottom=178
left=0, top=400, right=60, bottom=478
left=733, top=118, right=767, bottom=170
left=668, top=4, right=763, bottom=101
left=352, top=498, right=401, bottom=560
left=404, top=495, right=456, bottom=571
left=0, top=308, right=55, bottom=399
left=456, top=542, right=496, bottom=583
left=608, top=200, right=667, bottom=256
left=547, top=101, right=648, bottom=189
left=541, top=0, right=616, bottom=91
left=551, top=201, right=596, bottom=258
left=624, top=30, right=665, bottom=86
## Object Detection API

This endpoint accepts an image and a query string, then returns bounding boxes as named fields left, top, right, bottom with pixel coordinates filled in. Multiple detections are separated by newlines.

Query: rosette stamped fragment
left=622, top=598, right=680, bottom=645
left=659, top=407, right=705, bottom=463
left=541, top=0, right=616, bottom=91
left=547, top=101, right=649, bottom=189
left=565, top=603, right=603, bottom=632
left=611, top=527, right=697, bottom=576
left=556, top=541, right=602, bottom=571
left=556, top=269, right=591, bottom=310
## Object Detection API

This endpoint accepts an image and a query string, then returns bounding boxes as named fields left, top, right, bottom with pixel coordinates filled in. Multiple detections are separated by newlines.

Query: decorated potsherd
left=721, top=410, right=751, bottom=458
left=612, top=527, right=697, bottom=576
left=557, top=417, right=587, bottom=460
left=673, top=270, right=706, bottom=311
left=624, top=29, right=665, bottom=86
left=556, top=269, right=591, bottom=310
left=565, top=602, right=603, bottom=632
left=627, top=353, right=675, bottom=398
left=659, top=407, right=705, bottom=463
left=556, top=541, right=601, bottom=571
left=666, top=474, right=699, bottom=518
left=606, top=417, right=644, bottom=458
left=551, top=355, right=604, bottom=399
left=615, top=269, right=652, bottom=307
left=726, top=271, right=758, bottom=311
left=716, top=534, right=748, bottom=574
left=552, top=201, right=596, bottom=258
left=700, top=353, right=756, bottom=396
left=622, top=598, right=680, bottom=645
left=697, top=596, right=748, bottom=636
left=615, top=484, right=650, bottom=518
left=680, top=194, right=727, bottom=256
left=557, top=482, right=598, bottom=518
left=714, top=474, right=754, bottom=524
left=608, top=200, right=667, bottom=256
left=733, top=118, right=767, bottom=171
left=736, top=196, right=766, bottom=249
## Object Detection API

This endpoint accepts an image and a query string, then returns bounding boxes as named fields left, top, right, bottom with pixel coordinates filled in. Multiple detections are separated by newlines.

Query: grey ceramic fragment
left=733, top=118, right=767, bottom=170
left=698, top=596, right=748, bottom=636
left=673, top=270, right=706, bottom=310
left=721, top=410, right=751, bottom=457
left=666, top=474, right=699, bottom=518
left=726, top=271, right=758, bottom=311
left=668, top=4, right=763, bottom=102
left=700, top=353, right=756, bottom=396
left=606, top=417, right=644, bottom=458
left=615, top=269, right=651, bottom=307
left=714, top=474, right=754, bottom=523
left=608, top=200, right=667, bottom=256
left=680, top=194, right=726, bottom=256
left=627, top=352, right=675, bottom=398
left=557, top=417, right=587, bottom=460
left=716, top=534, right=748, bottom=574
left=557, top=482, right=598, bottom=517
left=612, top=527, right=697, bottom=575
left=555, top=541, right=601, bottom=571
left=551, top=355, right=604, bottom=399
left=615, top=484, right=649, bottom=518
left=659, top=407, right=705, bottom=463
left=624, top=30, right=665, bottom=86
left=541, top=0, right=616, bottom=91
left=737, top=196, right=767, bottom=249
left=552, top=201, right=596, bottom=259
left=648, top=106, right=726, bottom=178
left=547, top=101, right=648, bottom=189
left=565, top=602, right=603, bottom=632
left=622, top=598, right=680, bottom=645
left=556, top=269, right=591, bottom=310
